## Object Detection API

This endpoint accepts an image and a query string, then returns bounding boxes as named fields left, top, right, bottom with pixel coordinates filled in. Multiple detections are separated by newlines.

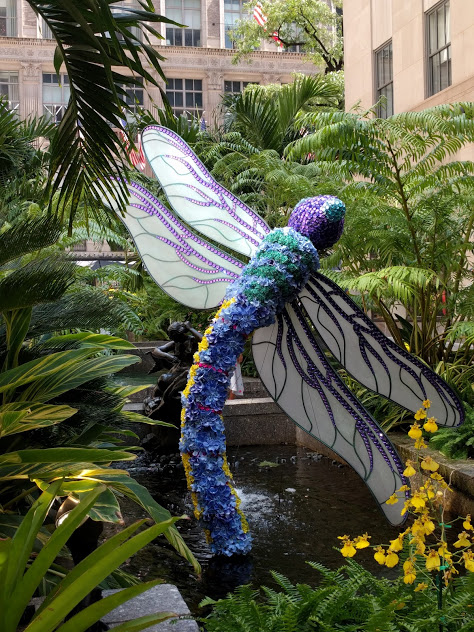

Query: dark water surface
left=118, top=445, right=403, bottom=613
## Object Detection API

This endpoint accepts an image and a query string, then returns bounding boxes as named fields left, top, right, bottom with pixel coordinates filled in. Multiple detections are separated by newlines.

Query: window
left=122, top=84, right=144, bottom=121
left=0, top=0, right=17, bottom=37
left=224, top=80, right=257, bottom=93
left=427, top=1, right=451, bottom=96
left=375, top=41, right=393, bottom=118
left=166, top=78, right=202, bottom=117
left=39, top=18, right=53, bottom=39
left=224, top=0, right=244, bottom=49
left=0, top=71, right=19, bottom=113
left=43, top=73, right=70, bottom=123
left=283, top=23, right=304, bottom=53
left=165, top=0, right=200, bottom=47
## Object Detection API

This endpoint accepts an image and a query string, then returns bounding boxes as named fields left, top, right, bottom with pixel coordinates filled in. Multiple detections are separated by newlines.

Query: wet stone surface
left=116, top=445, right=406, bottom=614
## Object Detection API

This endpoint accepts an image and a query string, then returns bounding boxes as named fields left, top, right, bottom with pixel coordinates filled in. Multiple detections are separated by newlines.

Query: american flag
left=117, top=121, right=146, bottom=171
left=253, top=2, right=283, bottom=48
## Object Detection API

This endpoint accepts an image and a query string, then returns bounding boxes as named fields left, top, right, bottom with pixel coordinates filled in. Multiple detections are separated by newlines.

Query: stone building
left=0, top=0, right=317, bottom=125
left=343, top=0, right=474, bottom=115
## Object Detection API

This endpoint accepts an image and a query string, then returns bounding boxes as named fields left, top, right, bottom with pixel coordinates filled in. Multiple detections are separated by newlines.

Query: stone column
left=19, top=62, right=42, bottom=120
left=205, top=69, right=224, bottom=122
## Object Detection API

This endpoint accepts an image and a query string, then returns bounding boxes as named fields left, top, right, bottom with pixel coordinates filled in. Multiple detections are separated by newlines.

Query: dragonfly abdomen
left=180, top=228, right=319, bottom=555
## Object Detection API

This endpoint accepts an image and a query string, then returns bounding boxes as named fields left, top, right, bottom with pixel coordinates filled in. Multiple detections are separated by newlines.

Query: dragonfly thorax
left=288, top=195, right=345, bottom=251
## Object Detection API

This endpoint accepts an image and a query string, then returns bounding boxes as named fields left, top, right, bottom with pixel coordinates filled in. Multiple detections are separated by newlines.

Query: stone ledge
left=102, top=584, right=198, bottom=631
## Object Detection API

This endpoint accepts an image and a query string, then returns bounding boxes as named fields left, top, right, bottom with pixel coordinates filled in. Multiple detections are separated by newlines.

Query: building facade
left=0, top=0, right=317, bottom=125
left=343, top=0, right=474, bottom=117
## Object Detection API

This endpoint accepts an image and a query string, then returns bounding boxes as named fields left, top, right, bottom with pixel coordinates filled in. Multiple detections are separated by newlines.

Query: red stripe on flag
left=253, top=2, right=267, bottom=26
left=117, top=129, right=146, bottom=171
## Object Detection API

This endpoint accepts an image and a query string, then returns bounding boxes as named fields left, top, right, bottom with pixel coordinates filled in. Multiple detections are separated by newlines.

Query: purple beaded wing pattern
left=252, top=301, right=408, bottom=526
left=107, top=180, right=244, bottom=309
left=141, top=126, right=270, bottom=258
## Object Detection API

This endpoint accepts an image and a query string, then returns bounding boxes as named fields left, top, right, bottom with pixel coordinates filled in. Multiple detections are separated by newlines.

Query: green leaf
left=101, top=611, right=178, bottom=632
left=0, top=447, right=135, bottom=466
left=0, top=402, right=77, bottom=438
left=2, top=308, right=32, bottom=372
left=86, top=488, right=123, bottom=523
left=38, top=332, right=137, bottom=351
left=54, top=582, right=174, bottom=632
left=27, top=516, right=182, bottom=632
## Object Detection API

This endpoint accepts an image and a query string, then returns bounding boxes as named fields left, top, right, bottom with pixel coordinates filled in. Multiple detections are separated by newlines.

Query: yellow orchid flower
left=463, top=551, right=474, bottom=573
left=354, top=533, right=371, bottom=549
left=425, top=549, right=441, bottom=571
left=374, top=546, right=386, bottom=565
left=454, top=532, right=471, bottom=548
left=386, top=493, right=398, bottom=505
left=408, top=422, right=423, bottom=439
left=420, top=456, right=439, bottom=472
left=411, top=492, right=426, bottom=510
left=423, top=417, right=438, bottom=433
left=414, top=408, right=427, bottom=421
left=463, top=515, right=473, bottom=530
left=414, top=437, right=427, bottom=449
left=422, top=399, right=431, bottom=409
left=403, top=461, right=416, bottom=477
left=414, top=582, right=428, bottom=592
left=389, top=536, right=404, bottom=552
left=385, top=551, right=399, bottom=567
left=340, top=540, right=357, bottom=558
left=403, top=571, right=417, bottom=584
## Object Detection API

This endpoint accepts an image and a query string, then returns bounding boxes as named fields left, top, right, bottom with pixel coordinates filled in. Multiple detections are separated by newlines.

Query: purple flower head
left=288, top=195, right=345, bottom=251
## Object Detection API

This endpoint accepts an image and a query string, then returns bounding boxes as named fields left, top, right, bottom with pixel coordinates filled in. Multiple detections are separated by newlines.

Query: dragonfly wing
left=104, top=180, right=244, bottom=309
left=299, top=273, right=464, bottom=427
left=141, top=126, right=271, bottom=257
left=252, top=302, right=407, bottom=526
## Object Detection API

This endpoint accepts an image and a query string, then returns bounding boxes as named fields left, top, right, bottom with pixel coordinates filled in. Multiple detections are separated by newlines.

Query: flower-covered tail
left=180, top=228, right=320, bottom=555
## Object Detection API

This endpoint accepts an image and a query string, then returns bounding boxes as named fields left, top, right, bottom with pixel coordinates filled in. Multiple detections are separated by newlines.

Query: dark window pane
left=185, top=28, right=192, bottom=46
left=166, top=92, right=175, bottom=106
left=175, top=78, right=182, bottom=90
left=185, top=92, right=194, bottom=107
left=224, top=80, right=232, bottom=92
left=166, top=27, right=173, bottom=45
left=185, top=79, right=193, bottom=90
left=194, top=79, right=202, bottom=90
left=195, top=92, right=202, bottom=107
left=175, top=92, right=183, bottom=107
left=194, top=30, right=201, bottom=46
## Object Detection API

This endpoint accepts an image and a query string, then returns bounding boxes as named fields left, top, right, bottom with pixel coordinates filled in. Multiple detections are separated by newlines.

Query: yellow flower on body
left=354, top=533, right=371, bottom=549
left=385, top=551, right=399, bottom=567
left=403, top=461, right=416, bottom=477
left=421, top=456, right=439, bottom=472
left=454, top=532, right=471, bottom=548
left=408, top=423, right=423, bottom=439
left=422, top=399, right=431, bottom=409
left=463, top=515, right=473, bottom=530
left=423, top=417, right=438, bottom=433
left=414, top=583, right=428, bottom=592
left=411, top=492, right=426, bottom=510
left=425, top=550, right=441, bottom=571
left=374, top=546, right=386, bottom=565
left=414, top=408, right=427, bottom=421
left=386, top=493, right=398, bottom=505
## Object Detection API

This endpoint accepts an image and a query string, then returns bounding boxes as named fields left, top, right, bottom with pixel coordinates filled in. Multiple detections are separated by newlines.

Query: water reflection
left=121, top=445, right=403, bottom=612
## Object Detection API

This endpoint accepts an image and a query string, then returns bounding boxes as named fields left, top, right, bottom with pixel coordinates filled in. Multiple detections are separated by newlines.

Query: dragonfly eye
left=288, top=195, right=346, bottom=251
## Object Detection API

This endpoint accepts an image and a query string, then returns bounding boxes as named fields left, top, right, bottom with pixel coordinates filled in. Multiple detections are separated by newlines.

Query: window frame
left=224, top=0, right=244, bottom=50
left=374, top=40, right=393, bottom=119
left=426, top=0, right=451, bottom=97
left=0, top=0, right=17, bottom=37
left=166, top=78, right=203, bottom=118
left=42, top=73, right=71, bottom=124
left=0, top=71, right=19, bottom=113
left=223, top=80, right=258, bottom=94
left=165, top=0, right=201, bottom=47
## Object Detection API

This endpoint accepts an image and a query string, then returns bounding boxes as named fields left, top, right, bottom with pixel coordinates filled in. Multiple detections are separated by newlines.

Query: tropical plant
left=230, top=0, right=344, bottom=74
left=285, top=104, right=474, bottom=402
left=0, top=215, right=199, bottom=572
left=201, top=560, right=474, bottom=632
left=218, top=76, right=342, bottom=155
left=0, top=481, right=181, bottom=632
left=429, top=404, right=474, bottom=459
left=24, top=0, right=179, bottom=222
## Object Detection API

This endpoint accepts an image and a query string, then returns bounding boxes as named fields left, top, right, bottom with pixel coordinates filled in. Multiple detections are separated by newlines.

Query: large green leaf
left=37, top=332, right=137, bottom=351
left=18, top=354, right=140, bottom=402
left=0, top=402, right=77, bottom=437
left=86, top=488, right=123, bottom=523
left=54, top=581, right=174, bottom=632
left=26, top=0, right=180, bottom=222
left=28, top=516, right=182, bottom=632
left=0, top=217, right=62, bottom=267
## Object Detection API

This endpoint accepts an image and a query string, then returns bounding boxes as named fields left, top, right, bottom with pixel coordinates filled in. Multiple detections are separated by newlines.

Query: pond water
left=119, top=444, right=403, bottom=614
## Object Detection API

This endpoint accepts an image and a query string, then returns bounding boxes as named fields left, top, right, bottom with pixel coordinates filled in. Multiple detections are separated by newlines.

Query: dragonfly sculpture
left=105, top=125, right=464, bottom=557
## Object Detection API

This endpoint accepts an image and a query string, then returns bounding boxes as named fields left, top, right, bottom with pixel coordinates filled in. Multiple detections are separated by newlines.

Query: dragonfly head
left=288, top=195, right=345, bottom=252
